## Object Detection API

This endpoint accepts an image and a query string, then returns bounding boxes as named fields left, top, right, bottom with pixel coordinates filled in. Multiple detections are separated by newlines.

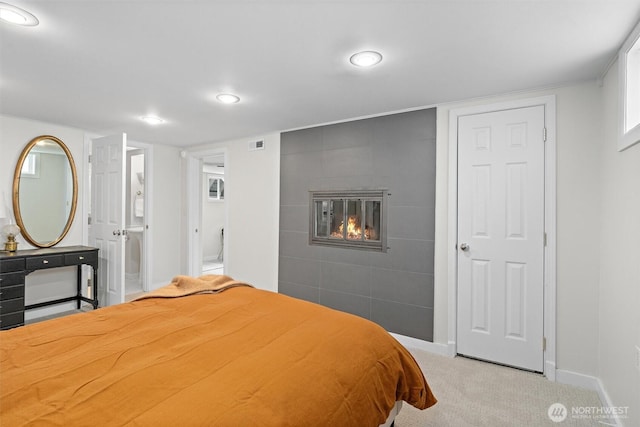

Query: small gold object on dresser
left=1, top=224, right=20, bottom=252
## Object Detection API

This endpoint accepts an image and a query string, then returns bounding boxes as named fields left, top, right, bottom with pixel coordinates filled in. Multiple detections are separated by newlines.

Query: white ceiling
left=1, top=0, right=639, bottom=147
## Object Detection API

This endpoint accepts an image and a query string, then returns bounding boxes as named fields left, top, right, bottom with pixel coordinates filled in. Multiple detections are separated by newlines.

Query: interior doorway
left=185, top=148, right=228, bottom=277
left=124, top=146, right=147, bottom=295
left=201, top=155, right=225, bottom=275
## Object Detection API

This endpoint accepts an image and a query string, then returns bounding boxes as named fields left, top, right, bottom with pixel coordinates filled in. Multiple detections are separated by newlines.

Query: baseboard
left=149, top=279, right=172, bottom=292
left=24, top=301, right=77, bottom=321
left=390, top=333, right=452, bottom=357
left=555, top=369, right=623, bottom=427
left=556, top=369, right=600, bottom=391
left=594, top=377, right=624, bottom=427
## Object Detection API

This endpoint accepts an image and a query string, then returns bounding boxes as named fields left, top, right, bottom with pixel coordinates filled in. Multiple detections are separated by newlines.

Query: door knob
left=460, top=242, right=469, bottom=251
left=113, top=230, right=121, bottom=236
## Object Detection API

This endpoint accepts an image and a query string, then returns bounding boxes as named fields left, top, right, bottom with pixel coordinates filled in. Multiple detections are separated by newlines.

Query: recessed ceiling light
left=140, top=115, right=165, bottom=125
left=0, top=2, right=39, bottom=26
left=216, top=93, right=240, bottom=104
left=349, top=50, right=383, bottom=68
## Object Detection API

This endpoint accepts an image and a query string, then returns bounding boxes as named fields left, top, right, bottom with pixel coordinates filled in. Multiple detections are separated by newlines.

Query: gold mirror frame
left=12, top=135, right=78, bottom=248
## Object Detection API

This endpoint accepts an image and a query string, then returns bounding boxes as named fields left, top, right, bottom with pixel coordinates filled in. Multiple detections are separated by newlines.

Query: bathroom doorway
left=125, top=146, right=148, bottom=295
left=201, top=155, right=225, bottom=275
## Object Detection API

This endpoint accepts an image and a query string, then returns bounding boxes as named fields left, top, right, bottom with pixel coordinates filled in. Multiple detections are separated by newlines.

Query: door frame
left=447, top=95, right=557, bottom=380
left=83, top=136, right=154, bottom=296
left=185, top=147, right=229, bottom=277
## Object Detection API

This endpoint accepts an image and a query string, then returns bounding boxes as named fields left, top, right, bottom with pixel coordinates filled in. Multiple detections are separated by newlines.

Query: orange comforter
left=0, top=276, right=436, bottom=426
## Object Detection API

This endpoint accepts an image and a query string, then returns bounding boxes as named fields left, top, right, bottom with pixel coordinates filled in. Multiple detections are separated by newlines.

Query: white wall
left=0, top=115, right=86, bottom=318
left=183, top=134, right=280, bottom=292
left=147, top=143, right=182, bottom=289
left=599, top=59, right=640, bottom=427
left=434, top=82, right=603, bottom=377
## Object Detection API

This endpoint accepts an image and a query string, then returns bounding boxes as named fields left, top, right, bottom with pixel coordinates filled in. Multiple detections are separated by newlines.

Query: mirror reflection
left=13, top=135, right=77, bottom=248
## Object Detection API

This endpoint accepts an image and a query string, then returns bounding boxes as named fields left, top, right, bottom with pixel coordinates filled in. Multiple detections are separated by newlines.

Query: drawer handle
left=43, top=260, right=49, bottom=264
left=79, top=256, right=85, bottom=260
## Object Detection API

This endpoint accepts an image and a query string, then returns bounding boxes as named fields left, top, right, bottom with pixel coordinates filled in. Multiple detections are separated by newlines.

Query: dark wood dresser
left=0, top=246, right=99, bottom=330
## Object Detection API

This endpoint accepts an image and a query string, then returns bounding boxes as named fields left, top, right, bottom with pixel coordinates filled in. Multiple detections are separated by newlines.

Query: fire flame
left=331, top=216, right=374, bottom=240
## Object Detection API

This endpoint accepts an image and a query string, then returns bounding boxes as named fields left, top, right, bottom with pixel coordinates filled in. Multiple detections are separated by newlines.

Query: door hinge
left=543, top=127, right=547, bottom=142
left=544, top=232, right=547, bottom=246
left=88, top=155, right=92, bottom=163
left=543, top=337, right=547, bottom=351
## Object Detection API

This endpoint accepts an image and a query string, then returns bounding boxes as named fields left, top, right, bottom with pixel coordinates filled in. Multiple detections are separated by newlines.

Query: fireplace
left=309, top=190, right=387, bottom=252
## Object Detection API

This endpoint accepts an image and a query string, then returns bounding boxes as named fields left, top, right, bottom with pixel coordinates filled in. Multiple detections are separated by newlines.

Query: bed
left=0, top=275, right=436, bottom=426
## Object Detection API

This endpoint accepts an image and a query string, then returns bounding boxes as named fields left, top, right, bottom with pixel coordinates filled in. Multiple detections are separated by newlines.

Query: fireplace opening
left=310, top=190, right=387, bottom=252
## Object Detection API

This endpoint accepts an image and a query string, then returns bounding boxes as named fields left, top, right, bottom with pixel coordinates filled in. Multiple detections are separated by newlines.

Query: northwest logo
left=548, top=403, right=567, bottom=423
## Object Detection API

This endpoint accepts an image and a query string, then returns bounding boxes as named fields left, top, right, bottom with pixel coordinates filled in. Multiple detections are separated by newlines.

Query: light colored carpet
left=396, top=349, right=604, bottom=427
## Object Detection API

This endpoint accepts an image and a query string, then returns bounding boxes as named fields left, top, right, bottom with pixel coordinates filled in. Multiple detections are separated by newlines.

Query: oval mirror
left=12, top=135, right=78, bottom=248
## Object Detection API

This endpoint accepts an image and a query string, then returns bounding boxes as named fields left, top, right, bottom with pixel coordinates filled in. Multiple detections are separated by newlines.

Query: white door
left=91, top=134, right=126, bottom=306
left=457, top=106, right=545, bottom=372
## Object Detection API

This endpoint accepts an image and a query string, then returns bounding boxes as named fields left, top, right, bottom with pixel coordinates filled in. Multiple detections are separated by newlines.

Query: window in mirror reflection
left=21, top=152, right=39, bottom=177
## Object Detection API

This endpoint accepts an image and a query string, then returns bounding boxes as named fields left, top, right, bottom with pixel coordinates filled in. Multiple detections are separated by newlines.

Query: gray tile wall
left=278, top=109, right=436, bottom=341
